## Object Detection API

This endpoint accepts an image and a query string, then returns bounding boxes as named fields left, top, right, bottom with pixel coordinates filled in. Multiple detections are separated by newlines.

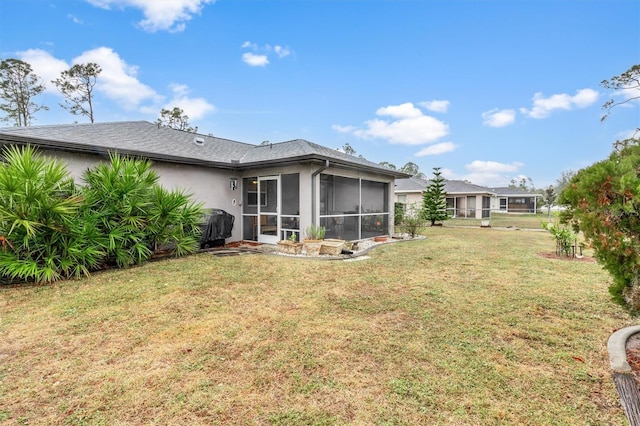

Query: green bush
left=147, top=185, right=203, bottom=257
left=0, top=147, right=205, bottom=283
left=0, top=145, right=105, bottom=282
left=398, top=204, right=426, bottom=237
left=560, top=140, right=640, bottom=309
left=394, top=202, right=405, bottom=226
left=81, top=153, right=203, bottom=267
left=541, top=221, right=576, bottom=256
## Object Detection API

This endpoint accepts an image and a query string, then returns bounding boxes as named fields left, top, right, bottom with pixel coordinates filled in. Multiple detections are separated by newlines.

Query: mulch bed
left=537, top=252, right=596, bottom=262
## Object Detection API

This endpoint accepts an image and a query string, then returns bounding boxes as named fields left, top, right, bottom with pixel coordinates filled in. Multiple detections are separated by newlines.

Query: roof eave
left=0, top=134, right=238, bottom=170
left=238, top=154, right=411, bottom=178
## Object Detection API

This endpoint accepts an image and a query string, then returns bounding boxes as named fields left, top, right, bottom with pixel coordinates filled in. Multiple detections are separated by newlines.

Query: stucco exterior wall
left=397, top=192, right=423, bottom=213
left=27, top=149, right=245, bottom=242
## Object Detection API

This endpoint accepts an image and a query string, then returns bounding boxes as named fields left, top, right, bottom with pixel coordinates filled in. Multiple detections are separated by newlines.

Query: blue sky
left=0, top=0, right=638, bottom=188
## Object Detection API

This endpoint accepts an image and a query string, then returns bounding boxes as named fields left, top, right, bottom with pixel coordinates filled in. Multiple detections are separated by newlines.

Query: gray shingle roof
left=395, top=177, right=497, bottom=195
left=489, top=187, right=543, bottom=197
left=0, top=121, right=252, bottom=167
left=0, top=121, right=408, bottom=177
left=394, top=176, right=430, bottom=192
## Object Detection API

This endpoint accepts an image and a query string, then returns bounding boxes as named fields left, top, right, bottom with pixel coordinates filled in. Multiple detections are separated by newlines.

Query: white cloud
left=73, top=47, right=161, bottom=109
left=360, top=115, right=449, bottom=145
left=466, top=160, right=523, bottom=173
left=445, top=160, right=525, bottom=187
left=520, top=88, right=599, bottom=119
left=274, top=45, right=291, bottom=58
left=419, top=100, right=450, bottom=113
left=242, top=52, right=269, bottom=67
left=164, top=83, right=215, bottom=120
left=415, top=142, right=457, bottom=156
left=68, top=14, right=83, bottom=24
left=334, top=102, right=449, bottom=145
left=482, top=108, right=516, bottom=127
left=16, top=49, right=68, bottom=94
left=376, top=102, right=423, bottom=119
left=241, top=41, right=291, bottom=67
left=86, top=0, right=214, bottom=32
left=18, top=46, right=217, bottom=121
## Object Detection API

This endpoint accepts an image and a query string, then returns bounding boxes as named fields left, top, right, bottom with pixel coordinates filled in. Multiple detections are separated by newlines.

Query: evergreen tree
left=421, top=167, right=448, bottom=226
left=52, top=62, right=101, bottom=123
left=542, top=185, right=556, bottom=218
left=156, top=107, right=197, bottom=132
left=0, top=58, right=48, bottom=126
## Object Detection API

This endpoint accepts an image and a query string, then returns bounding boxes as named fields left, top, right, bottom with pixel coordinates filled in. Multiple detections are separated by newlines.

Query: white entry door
left=258, top=176, right=280, bottom=244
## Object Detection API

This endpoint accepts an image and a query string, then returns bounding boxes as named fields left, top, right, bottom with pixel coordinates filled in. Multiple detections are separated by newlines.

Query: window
left=245, top=178, right=267, bottom=207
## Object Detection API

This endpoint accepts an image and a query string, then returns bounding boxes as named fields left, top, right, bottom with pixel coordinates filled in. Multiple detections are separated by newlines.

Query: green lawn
left=446, top=212, right=557, bottom=230
left=0, top=227, right=632, bottom=425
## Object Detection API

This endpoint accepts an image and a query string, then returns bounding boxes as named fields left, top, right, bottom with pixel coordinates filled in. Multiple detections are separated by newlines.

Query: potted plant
left=277, top=233, right=303, bottom=255
left=303, top=224, right=325, bottom=256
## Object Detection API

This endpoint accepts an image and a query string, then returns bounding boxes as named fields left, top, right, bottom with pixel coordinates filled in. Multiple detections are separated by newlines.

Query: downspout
left=311, top=160, right=330, bottom=224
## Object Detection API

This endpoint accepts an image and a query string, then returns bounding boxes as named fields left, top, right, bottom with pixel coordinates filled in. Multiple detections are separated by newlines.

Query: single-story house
left=0, top=121, right=409, bottom=244
left=395, top=176, right=496, bottom=219
left=487, top=186, right=541, bottom=213
left=395, top=177, right=542, bottom=217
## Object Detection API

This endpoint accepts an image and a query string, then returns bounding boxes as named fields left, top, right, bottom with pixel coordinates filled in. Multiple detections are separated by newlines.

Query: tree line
left=0, top=58, right=195, bottom=131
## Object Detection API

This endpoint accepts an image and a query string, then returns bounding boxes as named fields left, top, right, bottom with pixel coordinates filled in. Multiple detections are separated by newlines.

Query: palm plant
left=0, top=145, right=104, bottom=282
left=81, top=153, right=158, bottom=267
left=147, top=186, right=203, bottom=256
left=82, top=153, right=204, bottom=267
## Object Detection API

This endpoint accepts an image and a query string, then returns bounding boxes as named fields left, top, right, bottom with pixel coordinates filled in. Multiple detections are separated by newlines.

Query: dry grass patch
left=0, top=227, right=632, bottom=425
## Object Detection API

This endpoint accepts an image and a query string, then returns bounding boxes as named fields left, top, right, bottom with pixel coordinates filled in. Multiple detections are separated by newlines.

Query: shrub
left=394, top=202, right=405, bottom=226
left=0, top=145, right=105, bottom=282
left=398, top=204, right=426, bottom=238
left=541, top=221, right=576, bottom=256
left=147, top=186, right=203, bottom=257
left=560, top=140, right=640, bottom=309
left=81, top=153, right=203, bottom=267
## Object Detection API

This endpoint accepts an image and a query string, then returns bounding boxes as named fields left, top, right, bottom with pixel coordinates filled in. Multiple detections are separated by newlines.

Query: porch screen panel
left=242, top=177, right=258, bottom=215
left=262, top=179, right=278, bottom=213
left=320, top=175, right=389, bottom=239
left=361, top=214, right=388, bottom=239
left=482, top=196, right=491, bottom=218
left=361, top=180, right=388, bottom=213
left=281, top=173, right=300, bottom=240
left=243, top=216, right=257, bottom=240
left=446, top=197, right=455, bottom=217
left=242, top=177, right=258, bottom=240
left=320, top=175, right=360, bottom=215
left=361, top=180, right=389, bottom=238
left=281, top=174, right=299, bottom=215
left=320, top=216, right=358, bottom=241
left=468, top=196, right=476, bottom=218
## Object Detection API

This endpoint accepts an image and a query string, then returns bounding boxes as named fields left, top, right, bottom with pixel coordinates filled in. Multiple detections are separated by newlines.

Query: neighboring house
left=395, top=177, right=543, bottom=217
left=0, top=121, right=409, bottom=244
left=395, top=176, right=496, bottom=219
left=488, top=187, right=542, bottom=214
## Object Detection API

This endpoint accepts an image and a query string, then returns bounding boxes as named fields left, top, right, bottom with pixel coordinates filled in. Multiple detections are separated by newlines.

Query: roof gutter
left=311, top=160, right=330, bottom=224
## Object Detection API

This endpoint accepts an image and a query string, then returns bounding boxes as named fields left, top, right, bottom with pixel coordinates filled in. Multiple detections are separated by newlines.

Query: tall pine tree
left=421, top=167, right=448, bottom=226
